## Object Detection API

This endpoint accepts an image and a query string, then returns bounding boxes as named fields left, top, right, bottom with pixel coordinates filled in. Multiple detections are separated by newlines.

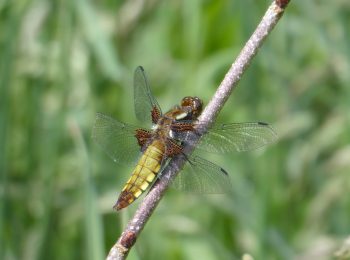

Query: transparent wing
left=172, top=155, right=232, bottom=194
left=92, top=112, right=141, bottom=165
left=174, top=121, right=277, bottom=153
left=134, top=66, right=162, bottom=124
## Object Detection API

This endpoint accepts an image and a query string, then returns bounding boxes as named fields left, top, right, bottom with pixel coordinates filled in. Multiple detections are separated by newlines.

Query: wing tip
left=136, top=65, right=145, bottom=72
left=258, top=121, right=279, bottom=142
left=220, top=167, right=229, bottom=176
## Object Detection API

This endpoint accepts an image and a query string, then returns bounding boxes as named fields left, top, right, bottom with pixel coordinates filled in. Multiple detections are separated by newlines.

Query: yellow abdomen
left=114, top=140, right=165, bottom=210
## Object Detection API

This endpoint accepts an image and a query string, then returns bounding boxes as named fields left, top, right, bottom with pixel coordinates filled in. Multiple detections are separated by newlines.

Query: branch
left=106, top=1, right=291, bottom=259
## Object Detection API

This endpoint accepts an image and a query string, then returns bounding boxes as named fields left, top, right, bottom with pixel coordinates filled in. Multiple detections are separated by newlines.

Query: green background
left=1, top=0, right=350, bottom=259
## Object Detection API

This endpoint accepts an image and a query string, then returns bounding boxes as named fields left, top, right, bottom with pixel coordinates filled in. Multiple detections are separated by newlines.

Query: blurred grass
left=1, top=0, right=350, bottom=259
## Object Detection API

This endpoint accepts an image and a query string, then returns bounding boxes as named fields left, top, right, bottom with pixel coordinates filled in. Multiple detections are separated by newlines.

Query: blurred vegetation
left=1, top=0, right=350, bottom=259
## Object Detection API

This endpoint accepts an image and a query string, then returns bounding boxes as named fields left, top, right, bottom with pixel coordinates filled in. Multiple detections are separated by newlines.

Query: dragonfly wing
left=92, top=112, right=141, bottom=165
left=134, top=66, right=162, bottom=124
left=172, top=155, right=232, bottom=194
left=195, top=122, right=277, bottom=153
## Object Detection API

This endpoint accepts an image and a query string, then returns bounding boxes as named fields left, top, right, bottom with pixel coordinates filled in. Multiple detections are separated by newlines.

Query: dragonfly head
left=178, top=96, right=203, bottom=120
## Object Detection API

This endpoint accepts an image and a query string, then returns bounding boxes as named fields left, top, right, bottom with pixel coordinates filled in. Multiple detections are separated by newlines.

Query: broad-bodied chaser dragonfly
left=92, top=66, right=277, bottom=210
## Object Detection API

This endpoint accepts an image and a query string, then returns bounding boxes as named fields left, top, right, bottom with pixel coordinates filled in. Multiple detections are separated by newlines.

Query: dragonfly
left=92, top=66, right=277, bottom=210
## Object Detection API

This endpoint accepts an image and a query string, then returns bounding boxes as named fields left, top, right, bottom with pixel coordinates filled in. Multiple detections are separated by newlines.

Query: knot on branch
left=275, top=0, right=290, bottom=9
left=119, top=230, right=137, bottom=249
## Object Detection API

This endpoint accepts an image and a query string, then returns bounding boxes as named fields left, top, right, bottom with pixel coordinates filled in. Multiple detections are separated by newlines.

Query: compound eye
left=192, top=97, right=203, bottom=110
left=181, top=96, right=192, bottom=107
